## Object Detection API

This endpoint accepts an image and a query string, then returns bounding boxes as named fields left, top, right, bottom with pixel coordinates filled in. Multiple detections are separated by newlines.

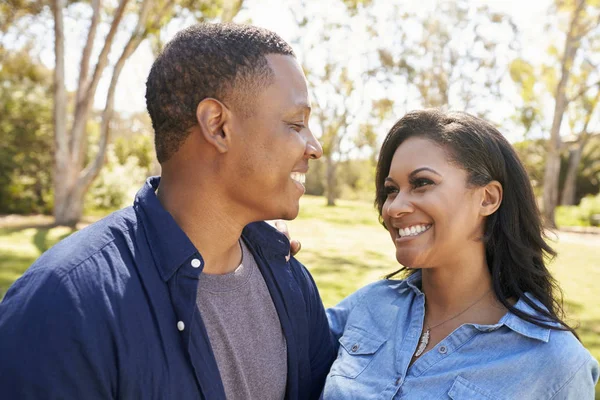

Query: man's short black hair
left=145, top=23, right=295, bottom=163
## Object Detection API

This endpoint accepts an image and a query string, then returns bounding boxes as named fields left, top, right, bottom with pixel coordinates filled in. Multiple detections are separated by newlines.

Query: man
left=0, top=23, right=335, bottom=399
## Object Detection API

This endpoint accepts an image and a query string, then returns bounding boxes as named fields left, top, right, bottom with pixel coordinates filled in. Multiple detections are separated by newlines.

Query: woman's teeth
left=398, top=224, right=431, bottom=238
left=291, top=172, right=306, bottom=184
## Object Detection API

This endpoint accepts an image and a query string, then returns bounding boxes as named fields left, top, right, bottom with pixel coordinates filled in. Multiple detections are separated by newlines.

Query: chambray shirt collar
left=133, top=176, right=291, bottom=282
left=396, top=270, right=551, bottom=342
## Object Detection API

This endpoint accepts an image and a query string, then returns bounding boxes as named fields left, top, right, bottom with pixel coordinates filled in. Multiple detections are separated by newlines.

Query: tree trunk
left=51, top=0, right=74, bottom=226
left=541, top=0, right=584, bottom=228
left=326, top=155, right=337, bottom=206
left=560, top=139, right=586, bottom=206
left=53, top=180, right=87, bottom=227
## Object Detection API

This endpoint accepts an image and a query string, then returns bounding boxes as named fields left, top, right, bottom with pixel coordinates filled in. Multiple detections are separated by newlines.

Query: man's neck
left=157, top=176, right=246, bottom=275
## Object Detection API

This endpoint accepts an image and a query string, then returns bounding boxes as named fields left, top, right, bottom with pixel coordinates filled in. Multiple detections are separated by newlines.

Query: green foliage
left=85, top=143, right=150, bottom=212
left=113, top=134, right=154, bottom=170
left=0, top=48, right=53, bottom=214
left=556, top=192, right=600, bottom=226
left=556, top=205, right=590, bottom=226
left=514, top=136, right=600, bottom=203
left=337, top=159, right=376, bottom=201
left=305, top=158, right=326, bottom=196
left=513, top=139, right=547, bottom=195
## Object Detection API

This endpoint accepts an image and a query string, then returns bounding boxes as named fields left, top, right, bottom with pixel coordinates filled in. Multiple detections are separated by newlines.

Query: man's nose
left=304, top=128, right=323, bottom=159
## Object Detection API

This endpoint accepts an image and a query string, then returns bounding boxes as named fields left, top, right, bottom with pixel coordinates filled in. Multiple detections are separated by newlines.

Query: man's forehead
left=285, top=103, right=311, bottom=116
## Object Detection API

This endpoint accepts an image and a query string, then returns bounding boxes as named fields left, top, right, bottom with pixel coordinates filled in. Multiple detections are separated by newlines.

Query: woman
left=322, top=110, right=598, bottom=399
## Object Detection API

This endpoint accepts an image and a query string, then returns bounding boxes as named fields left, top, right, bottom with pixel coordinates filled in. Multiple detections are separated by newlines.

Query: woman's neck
left=419, top=260, right=496, bottom=324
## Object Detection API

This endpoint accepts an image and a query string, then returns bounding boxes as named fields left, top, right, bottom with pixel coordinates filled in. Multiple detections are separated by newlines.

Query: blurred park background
left=1, top=0, right=599, bottom=395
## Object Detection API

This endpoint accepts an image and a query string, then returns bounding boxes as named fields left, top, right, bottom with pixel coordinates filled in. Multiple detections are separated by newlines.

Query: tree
left=47, top=0, right=244, bottom=226
left=0, top=46, right=53, bottom=214
left=561, top=88, right=600, bottom=205
left=379, top=1, right=518, bottom=115
left=290, top=0, right=394, bottom=206
left=541, top=0, right=600, bottom=226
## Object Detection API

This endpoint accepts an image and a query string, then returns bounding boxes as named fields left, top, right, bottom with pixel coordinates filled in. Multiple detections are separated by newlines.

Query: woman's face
left=382, top=136, right=487, bottom=269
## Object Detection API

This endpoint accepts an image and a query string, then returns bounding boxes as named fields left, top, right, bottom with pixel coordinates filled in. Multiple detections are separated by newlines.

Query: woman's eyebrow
left=409, top=167, right=441, bottom=178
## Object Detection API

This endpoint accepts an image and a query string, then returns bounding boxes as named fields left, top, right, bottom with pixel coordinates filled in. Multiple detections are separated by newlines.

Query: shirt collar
left=499, top=294, right=552, bottom=342
left=134, top=176, right=200, bottom=281
left=134, top=176, right=291, bottom=281
left=397, top=270, right=551, bottom=342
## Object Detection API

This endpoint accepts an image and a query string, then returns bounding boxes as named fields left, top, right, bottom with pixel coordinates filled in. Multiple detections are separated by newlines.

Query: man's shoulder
left=7, top=207, right=139, bottom=297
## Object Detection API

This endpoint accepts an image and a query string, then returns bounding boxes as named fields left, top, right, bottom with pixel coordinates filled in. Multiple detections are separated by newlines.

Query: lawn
left=1, top=196, right=599, bottom=396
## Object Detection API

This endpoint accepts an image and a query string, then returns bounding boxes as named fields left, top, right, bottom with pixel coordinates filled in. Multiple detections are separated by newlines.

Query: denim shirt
left=323, top=271, right=599, bottom=399
left=0, top=176, right=336, bottom=400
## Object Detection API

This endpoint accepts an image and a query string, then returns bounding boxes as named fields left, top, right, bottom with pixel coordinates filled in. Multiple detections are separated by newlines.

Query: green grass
left=1, top=196, right=599, bottom=396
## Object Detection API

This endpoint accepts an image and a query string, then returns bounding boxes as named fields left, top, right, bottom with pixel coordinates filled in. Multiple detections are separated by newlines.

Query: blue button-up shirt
left=0, top=176, right=336, bottom=399
left=324, top=271, right=599, bottom=399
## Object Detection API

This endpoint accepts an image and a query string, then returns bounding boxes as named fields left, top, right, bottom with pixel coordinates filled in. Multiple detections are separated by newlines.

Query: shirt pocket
left=447, top=376, right=498, bottom=400
left=329, top=327, right=386, bottom=379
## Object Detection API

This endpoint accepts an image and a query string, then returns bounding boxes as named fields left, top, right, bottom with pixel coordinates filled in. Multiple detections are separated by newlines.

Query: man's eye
left=289, top=123, right=305, bottom=132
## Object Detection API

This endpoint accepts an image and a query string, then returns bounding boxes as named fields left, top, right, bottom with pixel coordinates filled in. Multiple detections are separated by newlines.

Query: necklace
left=414, top=289, right=491, bottom=357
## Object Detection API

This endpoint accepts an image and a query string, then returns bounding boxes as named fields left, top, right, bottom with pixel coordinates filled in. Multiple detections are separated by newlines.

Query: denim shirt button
left=351, top=344, right=359, bottom=352
left=439, top=345, right=447, bottom=354
left=395, top=376, right=403, bottom=385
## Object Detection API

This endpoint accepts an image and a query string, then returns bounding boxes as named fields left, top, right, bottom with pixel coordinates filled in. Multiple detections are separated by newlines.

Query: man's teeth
left=398, top=224, right=431, bottom=238
left=291, top=172, right=306, bottom=184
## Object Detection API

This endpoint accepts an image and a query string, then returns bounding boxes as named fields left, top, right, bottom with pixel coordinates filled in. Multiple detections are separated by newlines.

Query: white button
left=439, top=346, right=447, bottom=354
left=177, top=321, right=185, bottom=331
left=191, top=259, right=201, bottom=268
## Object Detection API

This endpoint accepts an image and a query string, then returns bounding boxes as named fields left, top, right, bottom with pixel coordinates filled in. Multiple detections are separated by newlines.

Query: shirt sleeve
left=550, top=355, right=599, bottom=400
left=0, top=270, right=116, bottom=400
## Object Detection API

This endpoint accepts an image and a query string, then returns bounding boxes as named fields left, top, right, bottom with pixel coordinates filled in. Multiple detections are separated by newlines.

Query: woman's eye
left=411, top=178, right=433, bottom=189
left=384, top=186, right=398, bottom=196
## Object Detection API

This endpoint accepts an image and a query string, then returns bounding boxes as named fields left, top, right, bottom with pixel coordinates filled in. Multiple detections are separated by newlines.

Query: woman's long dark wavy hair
left=375, top=109, right=578, bottom=338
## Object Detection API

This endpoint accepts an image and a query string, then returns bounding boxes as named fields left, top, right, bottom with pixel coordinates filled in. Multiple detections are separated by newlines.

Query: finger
left=274, top=220, right=290, bottom=240
left=290, top=239, right=301, bottom=257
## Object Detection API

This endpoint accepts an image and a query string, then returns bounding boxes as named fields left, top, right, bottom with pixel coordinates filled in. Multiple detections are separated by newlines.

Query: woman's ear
left=480, top=180, right=503, bottom=216
left=195, top=98, right=230, bottom=153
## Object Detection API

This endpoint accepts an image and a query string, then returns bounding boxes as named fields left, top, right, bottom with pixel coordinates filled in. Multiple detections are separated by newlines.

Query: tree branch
left=70, top=0, right=130, bottom=165
left=51, top=0, right=68, bottom=161
left=75, top=0, right=101, bottom=106
left=567, top=78, right=600, bottom=103
left=81, top=0, right=152, bottom=187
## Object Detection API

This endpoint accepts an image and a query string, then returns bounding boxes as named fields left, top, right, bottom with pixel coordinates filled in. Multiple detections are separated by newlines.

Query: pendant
left=414, top=328, right=430, bottom=357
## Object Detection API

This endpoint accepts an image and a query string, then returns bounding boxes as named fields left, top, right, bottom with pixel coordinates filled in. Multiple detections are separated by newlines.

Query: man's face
left=225, top=54, right=322, bottom=221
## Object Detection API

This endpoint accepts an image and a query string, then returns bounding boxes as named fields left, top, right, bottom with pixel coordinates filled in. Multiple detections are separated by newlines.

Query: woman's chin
left=395, top=252, right=422, bottom=269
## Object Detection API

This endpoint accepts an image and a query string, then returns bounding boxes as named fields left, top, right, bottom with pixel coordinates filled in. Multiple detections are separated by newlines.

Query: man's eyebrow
left=286, top=103, right=311, bottom=116
left=409, top=167, right=441, bottom=178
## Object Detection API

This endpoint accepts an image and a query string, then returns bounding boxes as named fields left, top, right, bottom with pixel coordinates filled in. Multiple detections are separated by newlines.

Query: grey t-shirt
left=196, top=240, right=287, bottom=400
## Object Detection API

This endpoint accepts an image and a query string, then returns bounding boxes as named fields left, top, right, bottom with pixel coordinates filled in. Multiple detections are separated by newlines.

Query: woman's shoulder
left=509, top=294, right=597, bottom=371
left=348, top=276, right=417, bottom=304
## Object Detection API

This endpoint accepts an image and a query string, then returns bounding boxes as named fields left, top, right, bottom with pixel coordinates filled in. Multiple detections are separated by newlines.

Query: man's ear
left=196, top=98, right=230, bottom=153
left=480, top=180, right=503, bottom=216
